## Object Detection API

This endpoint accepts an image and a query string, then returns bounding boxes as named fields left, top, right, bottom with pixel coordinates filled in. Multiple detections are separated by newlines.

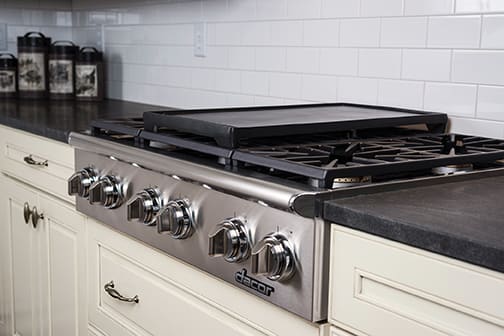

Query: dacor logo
left=235, top=269, right=275, bottom=296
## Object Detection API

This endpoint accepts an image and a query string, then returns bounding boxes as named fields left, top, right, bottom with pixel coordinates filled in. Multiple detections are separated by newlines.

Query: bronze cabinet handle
left=31, top=206, right=44, bottom=229
left=104, top=281, right=139, bottom=304
left=23, top=202, right=31, bottom=224
left=23, top=155, right=48, bottom=167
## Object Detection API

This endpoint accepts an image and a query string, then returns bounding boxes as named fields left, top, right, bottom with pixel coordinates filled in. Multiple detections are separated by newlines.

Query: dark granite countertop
left=0, top=99, right=167, bottom=143
left=323, top=174, right=504, bottom=273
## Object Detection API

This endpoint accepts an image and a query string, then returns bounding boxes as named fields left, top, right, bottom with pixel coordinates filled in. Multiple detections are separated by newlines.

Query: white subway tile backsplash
left=481, top=15, right=504, bottom=49
left=253, top=96, right=285, bottom=105
left=256, top=0, right=287, bottom=20
left=214, top=70, right=241, bottom=92
left=164, top=67, right=193, bottom=88
left=202, top=0, right=227, bottom=22
left=228, top=47, right=255, bottom=69
left=241, top=71, right=269, bottom=95
left=338, top=77, right=379, bottom=104
left=241, top=22, right=271, bottom=45
left=449, top=117, right=504, bottom=138
left=380, top=17, right=428, bottom=48
left=359, top=49, right=402, bottom=79
left=319, top=48, right=359, bottom=76
left=321, top=0, right=360, bottom=18
left=452, top=50, right=504, bottom=85
left=456, top=0, right=504, bottom=13
left=228, top=47, right=255, bottom=70
left=303, top=20, right=339, bottom=47
left=378, top=80, right=424, bottom=109
left=286, top=47, right=320, bottom=73
left=287, top=0, right=321, bottom=19
left=191, top=68, right=216, bottom=90
left=427, top=16, right=481, bottom=48
left=255, top=47, right=286, bottom=71
left=226, top=93, right=255, bottom=107
left=404, top=0, right=454, bottom=15
left=424, top=83, right=477, bottom=117
left=270, top=21, right=304, bottom=46
left=70, top=0, right=504, bottom=138
left=301, top=75, right=338, bottom=101
left=227, top=0, right=256, bottom=21
left=215, top=22, right=242, bottom=45
left=340, top=18, right=381, bottom=47
left=361, top=0, right=404, bottom=17
left=269, top=73, right=303, bottom=98
left=477, top=86, right=504, bottom=121
left=192, top=46, right=229, bottom=68
left=402, top=49, right=451, bottom=81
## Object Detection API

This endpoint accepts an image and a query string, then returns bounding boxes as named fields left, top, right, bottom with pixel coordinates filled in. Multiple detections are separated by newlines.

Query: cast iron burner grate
left=233, top=134, right=504, bottom=187
left=88, top=118, right=504, bottom=189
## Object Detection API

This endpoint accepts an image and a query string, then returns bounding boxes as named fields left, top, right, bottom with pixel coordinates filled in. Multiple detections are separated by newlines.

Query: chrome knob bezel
left=89, top=175, right=123, bottom=209
left=208, top=218, right=250, bottom=263
left=156, top=199, right=194, bottom=239
left=251, top=233, right=295, bottom=282
left=68, top=168, right=97, bottom=198
left=126, top=188, right=161, bottom=225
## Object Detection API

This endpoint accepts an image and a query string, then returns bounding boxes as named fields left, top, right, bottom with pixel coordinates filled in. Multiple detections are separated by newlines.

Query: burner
left=432, top=164, right=474, bottom=176
left=331, top=176, right=372, bottom=189
left=441, top=134, right=467, bottom=155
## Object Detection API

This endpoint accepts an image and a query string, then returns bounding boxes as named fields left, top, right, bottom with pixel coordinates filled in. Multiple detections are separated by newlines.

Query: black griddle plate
left=144, top=103, right=448, bottom=148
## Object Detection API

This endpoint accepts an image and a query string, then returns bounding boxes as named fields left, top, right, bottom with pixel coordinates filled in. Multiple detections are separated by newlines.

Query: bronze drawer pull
left=23, top=202, right=31, bottom=224
left=104, top=281, right=139, bottom=303
left=24, top=155, right=48, bottom=167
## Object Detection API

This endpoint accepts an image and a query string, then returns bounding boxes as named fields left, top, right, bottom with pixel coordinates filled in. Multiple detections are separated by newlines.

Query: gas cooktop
left=90, top=104, right=504, bottom=189
left=69, top=103, right=504, bottom=322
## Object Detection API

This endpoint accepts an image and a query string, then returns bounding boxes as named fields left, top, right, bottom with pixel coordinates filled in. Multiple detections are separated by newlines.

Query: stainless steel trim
left=69, top=132, right=310, bottom=213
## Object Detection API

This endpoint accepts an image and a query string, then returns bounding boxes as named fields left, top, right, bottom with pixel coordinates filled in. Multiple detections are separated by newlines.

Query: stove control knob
left=251, top=233, right=295, bottom=282
left=89, top=176, right=123, bottom=209
left=68, top=168, right=97, bottom=198
left=126, top=188, right=161, bottom=225
left=156, top=200, right=193, bottom=239
left=208, top=218, right=250, bottom=263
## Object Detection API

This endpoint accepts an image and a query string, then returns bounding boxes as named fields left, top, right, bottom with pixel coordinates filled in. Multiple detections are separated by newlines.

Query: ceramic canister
left=75, top=47, right=104, bottom=101
left=0, top=53, right=17, bottom=98
left=49, top=41, right=78, bottom=100
left=17, top=31, right=51, bottom=99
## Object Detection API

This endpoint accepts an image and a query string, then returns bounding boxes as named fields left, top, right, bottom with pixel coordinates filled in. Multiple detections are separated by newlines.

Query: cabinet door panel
left=40, top=195, right=87, bottom=336
left=2, top=178, right=39, bottom=336
left=0, top=175, right=9, bottom=336
left=329, top=225, right=504, bottom=336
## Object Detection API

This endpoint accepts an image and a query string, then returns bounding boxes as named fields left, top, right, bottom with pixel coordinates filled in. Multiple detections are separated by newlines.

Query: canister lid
left=0, top=53, right=17, bottom=67
left=50, top=41, right=78, bottom=55
left=76, top=47, right=103, bottom=62
left=17, top=31, right=51, bottom=48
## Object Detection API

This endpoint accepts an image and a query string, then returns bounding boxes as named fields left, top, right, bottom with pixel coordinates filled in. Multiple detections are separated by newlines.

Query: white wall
left=0, top=0, right=73, bottom=55
left=7, top=0, right=504, bottom=138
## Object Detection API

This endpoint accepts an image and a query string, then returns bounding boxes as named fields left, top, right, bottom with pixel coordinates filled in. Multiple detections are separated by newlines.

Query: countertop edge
left=323, top=202, right=504, bottom=274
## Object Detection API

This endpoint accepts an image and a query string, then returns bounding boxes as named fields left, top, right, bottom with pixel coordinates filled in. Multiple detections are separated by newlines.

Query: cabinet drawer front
left=329, top=226, right=504, bottom=336
left=95, top=244, right=269, bottom=336
left=0, top=126, right=74, bottom=203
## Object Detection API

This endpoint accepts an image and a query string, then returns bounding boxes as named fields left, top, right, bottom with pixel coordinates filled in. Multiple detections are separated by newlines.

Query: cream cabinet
left=0, top=175, right=87, bottom=336
left=0, top=125, right=75, bottom=204
left=87, top=218, right=322, bottom=336
left=0, top=125, right=86, bottom=336
left=329, top=225, right=504, bottom=336
left=0, top=125, right=325, bottom=336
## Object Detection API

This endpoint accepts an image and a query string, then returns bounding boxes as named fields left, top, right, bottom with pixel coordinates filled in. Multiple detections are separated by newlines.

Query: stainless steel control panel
left=71, top=148, right=327, bottom=321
